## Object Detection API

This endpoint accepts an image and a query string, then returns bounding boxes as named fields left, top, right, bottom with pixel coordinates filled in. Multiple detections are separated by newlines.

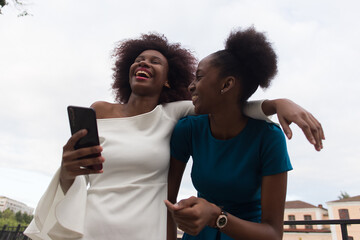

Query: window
left=348, top=237, right=353, bottom=240
left=339, top=209, right=350, bottom=219
left=304, top=215, right=313, bottom=229
left=288, top=215, right=296, bottom=229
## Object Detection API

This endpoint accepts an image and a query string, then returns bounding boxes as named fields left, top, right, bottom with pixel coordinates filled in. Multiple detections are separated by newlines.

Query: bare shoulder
left=91, top=101, right=110, bottom=109
left=91, top=101, right=116, bottom=119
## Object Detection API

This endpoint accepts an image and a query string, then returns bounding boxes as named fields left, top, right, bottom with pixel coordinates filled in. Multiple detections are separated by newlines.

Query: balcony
left=284, top=219, right=360, bottom=240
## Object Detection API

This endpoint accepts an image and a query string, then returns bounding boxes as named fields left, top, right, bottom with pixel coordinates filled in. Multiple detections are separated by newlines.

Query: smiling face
left=188, top=54, right=224, bottom=114
left=129, top=50, right=169, bottom=98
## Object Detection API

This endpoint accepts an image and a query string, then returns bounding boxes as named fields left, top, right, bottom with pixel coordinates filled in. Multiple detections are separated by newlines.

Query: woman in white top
left=25, top=33, right=324, bottom=240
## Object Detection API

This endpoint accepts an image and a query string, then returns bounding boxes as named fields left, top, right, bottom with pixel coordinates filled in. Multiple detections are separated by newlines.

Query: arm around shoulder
left=249, top=98, right=325, bottom=151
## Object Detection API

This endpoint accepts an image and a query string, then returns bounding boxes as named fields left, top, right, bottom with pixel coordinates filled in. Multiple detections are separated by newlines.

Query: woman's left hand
left=164, top=197, right=220, bottom=236
left=263, top=99, right=325, bottom=151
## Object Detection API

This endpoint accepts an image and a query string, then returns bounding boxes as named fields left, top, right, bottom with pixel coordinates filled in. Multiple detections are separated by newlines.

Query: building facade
left=283, top=200, right=331, bottom=240
left=327, top=195, right=360, bottom=240
left=0, top=196, right=34, bottom=215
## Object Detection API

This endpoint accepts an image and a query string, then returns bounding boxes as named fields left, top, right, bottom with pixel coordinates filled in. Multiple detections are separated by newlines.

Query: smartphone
left=67, top=105, right=102, bottom=170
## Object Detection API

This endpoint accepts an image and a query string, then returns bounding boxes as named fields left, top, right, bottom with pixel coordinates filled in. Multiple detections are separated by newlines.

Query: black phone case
left=67, top=106, right=102, bottom=170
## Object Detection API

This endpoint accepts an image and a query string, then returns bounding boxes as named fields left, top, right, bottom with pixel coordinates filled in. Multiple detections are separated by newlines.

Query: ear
left=164, top=81, right=171, bottom=88
left=220, top=76, right=236, bottom=94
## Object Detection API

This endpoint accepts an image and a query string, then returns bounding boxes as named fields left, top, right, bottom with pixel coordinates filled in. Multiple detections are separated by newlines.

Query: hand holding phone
left=67, top=106, right=103, bottom=170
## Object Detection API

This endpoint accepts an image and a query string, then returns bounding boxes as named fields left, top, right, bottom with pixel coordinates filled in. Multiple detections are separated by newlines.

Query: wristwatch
left=215, top=210, right=228, bottom=229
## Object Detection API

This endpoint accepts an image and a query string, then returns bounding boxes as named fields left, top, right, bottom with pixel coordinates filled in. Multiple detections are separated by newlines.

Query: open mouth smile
left=135, top=69, right=152, bottom=80
left=191, top=95, right=199, bottom=103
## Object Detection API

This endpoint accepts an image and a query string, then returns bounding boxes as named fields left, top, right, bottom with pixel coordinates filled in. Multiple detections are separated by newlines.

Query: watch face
left=217, top=216, right=227, bottom=228
left=218, top=216, right=227, bottom=226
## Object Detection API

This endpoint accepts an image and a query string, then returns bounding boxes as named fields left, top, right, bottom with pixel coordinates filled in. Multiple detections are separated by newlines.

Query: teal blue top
left=170, top=115, right=292, bottom=240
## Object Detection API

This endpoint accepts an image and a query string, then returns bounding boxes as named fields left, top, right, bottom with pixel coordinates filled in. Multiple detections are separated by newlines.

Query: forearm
left=219, top=214, right=282, bottom=240
left=167, top=210, right=178, bottom=240
left=261, top=99, right=279, bottom=116
left=213, top=173, right=286, bottom=240
left=243, top=100, right=271, bottom=121
left=59, top=177, right=74, bottom=194
left=167, top=157, right=186, bottom=239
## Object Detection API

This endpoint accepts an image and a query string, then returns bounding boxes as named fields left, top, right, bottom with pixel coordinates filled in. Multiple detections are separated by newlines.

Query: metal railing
left=0, top=225, right=29, bottom=240
left=2, top=220, right=360, bottom=240
left=284, top=219, right=360, bottom=240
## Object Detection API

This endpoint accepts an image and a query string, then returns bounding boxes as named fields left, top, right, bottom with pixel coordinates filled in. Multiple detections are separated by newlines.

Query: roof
left=328, top=195, right=360, bottom=203
left=285, top=200, right=317, bottom=209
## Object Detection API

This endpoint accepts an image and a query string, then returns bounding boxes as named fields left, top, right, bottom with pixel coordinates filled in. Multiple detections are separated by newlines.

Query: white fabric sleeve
left=24, top=169, right=88, bottom=240
left=162, top=101, right=195, bottom=121
left=163, top=100, right=273, bottom=123
left=243, top=100, right=273, bottom=123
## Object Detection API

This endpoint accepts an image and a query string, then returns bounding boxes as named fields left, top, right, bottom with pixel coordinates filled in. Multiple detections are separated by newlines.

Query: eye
left=151, top=57, right=162, bottom=64
left=134, top=57, right=144, bottom=63
left=196, top=75, right=203, bottom=81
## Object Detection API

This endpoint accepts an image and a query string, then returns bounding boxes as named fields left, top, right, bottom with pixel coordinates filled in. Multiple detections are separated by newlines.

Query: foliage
left=0, top=0, right=7, bottom=11
left=338, top=191, right=350, bottom=200
left=0, top=209, right=33, bottom=227
left=0, top=0, right=31, bottom=16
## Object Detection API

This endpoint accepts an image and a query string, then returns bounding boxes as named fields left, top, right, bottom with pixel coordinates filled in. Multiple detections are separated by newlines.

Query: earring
left=220, top=89, right=224, bottom=94
left=164, top=82, right=171, bottom=88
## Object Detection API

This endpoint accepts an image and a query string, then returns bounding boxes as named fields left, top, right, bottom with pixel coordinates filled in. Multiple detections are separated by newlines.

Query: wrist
left=262, top=99, right=278, bottom=115
left=213, top=208, right=228, bottom=230
left=208, top=204, right=222, bottom=228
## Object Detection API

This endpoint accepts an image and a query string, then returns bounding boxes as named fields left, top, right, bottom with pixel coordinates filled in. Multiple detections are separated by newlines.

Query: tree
left=15, top=211, right=23, bottom=223
left=0, top=209, right=33, bottom=226
left=22, top=212, right=33, bottom=224
left=0, top=217, right=18, bottom=227
left=2, top=209, right=15, bottom=219
left=0, top=0, right=6, bottom=8
left=338, top=191, right=350, bottom=200
left=0, top=0, right=31, bottom=16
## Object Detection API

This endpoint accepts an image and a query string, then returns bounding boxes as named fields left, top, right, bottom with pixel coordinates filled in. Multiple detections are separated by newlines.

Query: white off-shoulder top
left=24, top=100, right=269, bottom=240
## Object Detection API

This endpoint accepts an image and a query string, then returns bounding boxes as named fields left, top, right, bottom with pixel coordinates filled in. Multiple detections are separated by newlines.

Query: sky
left=0, top=0, right=359, bottom=211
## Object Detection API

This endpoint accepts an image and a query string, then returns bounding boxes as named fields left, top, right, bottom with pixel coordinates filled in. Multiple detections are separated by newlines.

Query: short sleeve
left=243, top=100, right=273, bottom=123
left=170, top=117, right=192, bottom=163
left=260, top=124, right=292, bottom=176
left=162, top=101, right=195, bottom=121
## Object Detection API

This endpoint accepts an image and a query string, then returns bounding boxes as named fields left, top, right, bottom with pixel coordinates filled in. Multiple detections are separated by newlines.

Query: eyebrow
left=151, top=56, right=162, bottom=61
left=136, top=55, right=162, bottom=61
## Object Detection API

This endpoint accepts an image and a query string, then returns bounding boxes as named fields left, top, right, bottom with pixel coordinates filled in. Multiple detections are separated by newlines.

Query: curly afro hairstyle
left=112, top=33, right=197, bottom=104
left=210, top=26, right=278, bottom=104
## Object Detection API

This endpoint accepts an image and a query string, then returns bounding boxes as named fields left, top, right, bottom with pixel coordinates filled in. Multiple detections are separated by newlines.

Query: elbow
left=263, top=223, right=283, bottom=240
left=269, top=228, right=283, bottom=240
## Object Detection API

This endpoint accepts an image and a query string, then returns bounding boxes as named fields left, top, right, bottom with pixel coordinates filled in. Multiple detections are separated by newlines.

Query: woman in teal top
left=165, top=27, right=295, bottom=240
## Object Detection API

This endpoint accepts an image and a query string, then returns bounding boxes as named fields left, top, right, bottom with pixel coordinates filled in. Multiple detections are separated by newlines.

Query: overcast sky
left=0, top=0, right=359, bottom=210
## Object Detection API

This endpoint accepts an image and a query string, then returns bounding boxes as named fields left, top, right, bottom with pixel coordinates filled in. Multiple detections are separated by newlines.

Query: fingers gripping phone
left=67, top=106, right=103, bottom=170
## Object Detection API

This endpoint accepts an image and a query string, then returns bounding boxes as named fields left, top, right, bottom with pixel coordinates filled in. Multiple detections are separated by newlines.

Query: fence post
left=11, top=224, right=20, bottom=240
left=0, top=225, right=7, bottom=240
left=340, top=223, right=348, bottom=240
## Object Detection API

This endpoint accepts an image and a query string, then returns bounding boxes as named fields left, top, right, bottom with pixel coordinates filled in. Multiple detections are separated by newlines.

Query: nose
left=138, top=59, right=149, bottom=67
left=188, top=81, right=196, bottom=93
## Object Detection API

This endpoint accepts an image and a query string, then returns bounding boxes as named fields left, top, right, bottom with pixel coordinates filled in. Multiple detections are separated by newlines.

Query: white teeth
left=192, top=96, right=198, bottom=101
left=136, top=70, right=150, bottom=78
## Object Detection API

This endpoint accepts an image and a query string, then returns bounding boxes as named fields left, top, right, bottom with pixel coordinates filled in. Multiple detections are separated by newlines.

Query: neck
left=123, top=94, right=160, bottom=117
left=208, top=104, right=248, bottom=140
